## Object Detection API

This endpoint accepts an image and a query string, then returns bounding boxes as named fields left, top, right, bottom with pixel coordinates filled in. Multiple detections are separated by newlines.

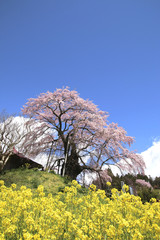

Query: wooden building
left=3, top=148, right=43, bottom=171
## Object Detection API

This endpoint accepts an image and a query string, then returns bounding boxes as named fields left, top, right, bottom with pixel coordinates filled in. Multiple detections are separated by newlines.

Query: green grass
left=0, top=168, right=70, bottom=196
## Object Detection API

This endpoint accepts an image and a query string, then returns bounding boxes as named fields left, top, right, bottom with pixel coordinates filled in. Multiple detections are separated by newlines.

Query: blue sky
left=0, top=0, right=160, bottom=154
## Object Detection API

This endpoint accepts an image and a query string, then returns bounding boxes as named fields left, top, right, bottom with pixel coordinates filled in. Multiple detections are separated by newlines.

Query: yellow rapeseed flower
left=0, top=183, right=159, bottom=239
left=106, top=181, right=111, bottom=187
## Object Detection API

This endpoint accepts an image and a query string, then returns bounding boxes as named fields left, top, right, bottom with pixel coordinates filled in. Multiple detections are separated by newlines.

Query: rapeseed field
left=0, top=180, right=160, bottom=240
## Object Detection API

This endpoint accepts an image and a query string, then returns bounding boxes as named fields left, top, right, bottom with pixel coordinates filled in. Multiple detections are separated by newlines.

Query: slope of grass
left=0, top=168, right=70, bottom=195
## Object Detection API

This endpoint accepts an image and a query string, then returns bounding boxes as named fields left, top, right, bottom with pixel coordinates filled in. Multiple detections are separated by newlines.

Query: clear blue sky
left=0, top=0, right=160, bottom=153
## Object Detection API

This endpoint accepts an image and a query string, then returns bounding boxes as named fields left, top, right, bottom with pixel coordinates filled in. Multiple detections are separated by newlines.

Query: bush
left=137, top=187, right=160, bottom=203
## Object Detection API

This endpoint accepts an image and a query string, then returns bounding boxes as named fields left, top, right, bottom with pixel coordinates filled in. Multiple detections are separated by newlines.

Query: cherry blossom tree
left=22, top=87, right=145, bottom=179
left=136, top=179, right=153, bottom=189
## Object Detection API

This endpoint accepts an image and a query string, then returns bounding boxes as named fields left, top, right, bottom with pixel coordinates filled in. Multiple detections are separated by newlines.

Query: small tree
left=22, top=87, right=145, bottom=179
left=0, top=112, right=26, bottom=170
left=136, top=179, right=153, bottom=189
left=0, top=111, right=45, bottom=171
left=92, top=169, right=112, bottom=190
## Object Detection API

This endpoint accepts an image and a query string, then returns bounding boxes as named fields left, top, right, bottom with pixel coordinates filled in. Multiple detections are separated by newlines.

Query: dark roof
left=3, top=148, right=43, bottom=171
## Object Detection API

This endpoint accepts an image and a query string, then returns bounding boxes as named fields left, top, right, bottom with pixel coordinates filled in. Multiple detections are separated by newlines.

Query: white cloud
left=141, top=140, right=160, bottom=178
left=110, top=140, right=160, bottom=178
left=34, top=153, right=48, bottom=167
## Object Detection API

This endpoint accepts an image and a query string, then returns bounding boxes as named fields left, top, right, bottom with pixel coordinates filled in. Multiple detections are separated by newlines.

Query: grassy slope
left=0, top=168, right=69, bottom=195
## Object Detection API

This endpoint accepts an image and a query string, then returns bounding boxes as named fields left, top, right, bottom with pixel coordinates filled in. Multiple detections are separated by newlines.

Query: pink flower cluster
left=136, top=179, right=152, bottom=189
left=100, top=169, right=112, bottom=183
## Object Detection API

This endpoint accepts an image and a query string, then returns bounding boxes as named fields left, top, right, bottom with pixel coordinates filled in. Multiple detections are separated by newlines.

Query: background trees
left=92, top=169, right=160, bottom=203
left=22, top=87, right=145, bottom=179
left=0, top=112, right=28, bottom=171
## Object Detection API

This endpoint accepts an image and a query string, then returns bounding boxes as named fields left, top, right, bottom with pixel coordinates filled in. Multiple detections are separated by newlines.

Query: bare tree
left=0, top=111, right=32, bottom=171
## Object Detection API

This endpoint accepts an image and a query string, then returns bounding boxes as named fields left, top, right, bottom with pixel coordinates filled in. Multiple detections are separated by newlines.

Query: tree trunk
left=64, top=143, right=83, bottom=180
left=0, top=154, right=11, bottom=172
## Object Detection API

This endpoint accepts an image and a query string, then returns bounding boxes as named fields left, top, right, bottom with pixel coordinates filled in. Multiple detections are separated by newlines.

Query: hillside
left=0, top=168, right=69, bottom=195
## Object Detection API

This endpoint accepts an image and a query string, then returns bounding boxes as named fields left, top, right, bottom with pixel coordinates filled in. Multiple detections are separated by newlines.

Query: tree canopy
left=22, top=87, right=145, bottom=179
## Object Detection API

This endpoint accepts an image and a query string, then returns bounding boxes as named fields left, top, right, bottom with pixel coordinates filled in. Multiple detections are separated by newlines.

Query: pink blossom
left=136, top=179, right=152, bottom=188
left=22, top=87, right=146, bottom=177
left=100, top=169, right=112, bottom=183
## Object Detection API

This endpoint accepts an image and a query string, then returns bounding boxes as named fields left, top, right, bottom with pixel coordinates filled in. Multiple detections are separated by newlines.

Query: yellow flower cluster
left=0, top=179, right=160, bottom=239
